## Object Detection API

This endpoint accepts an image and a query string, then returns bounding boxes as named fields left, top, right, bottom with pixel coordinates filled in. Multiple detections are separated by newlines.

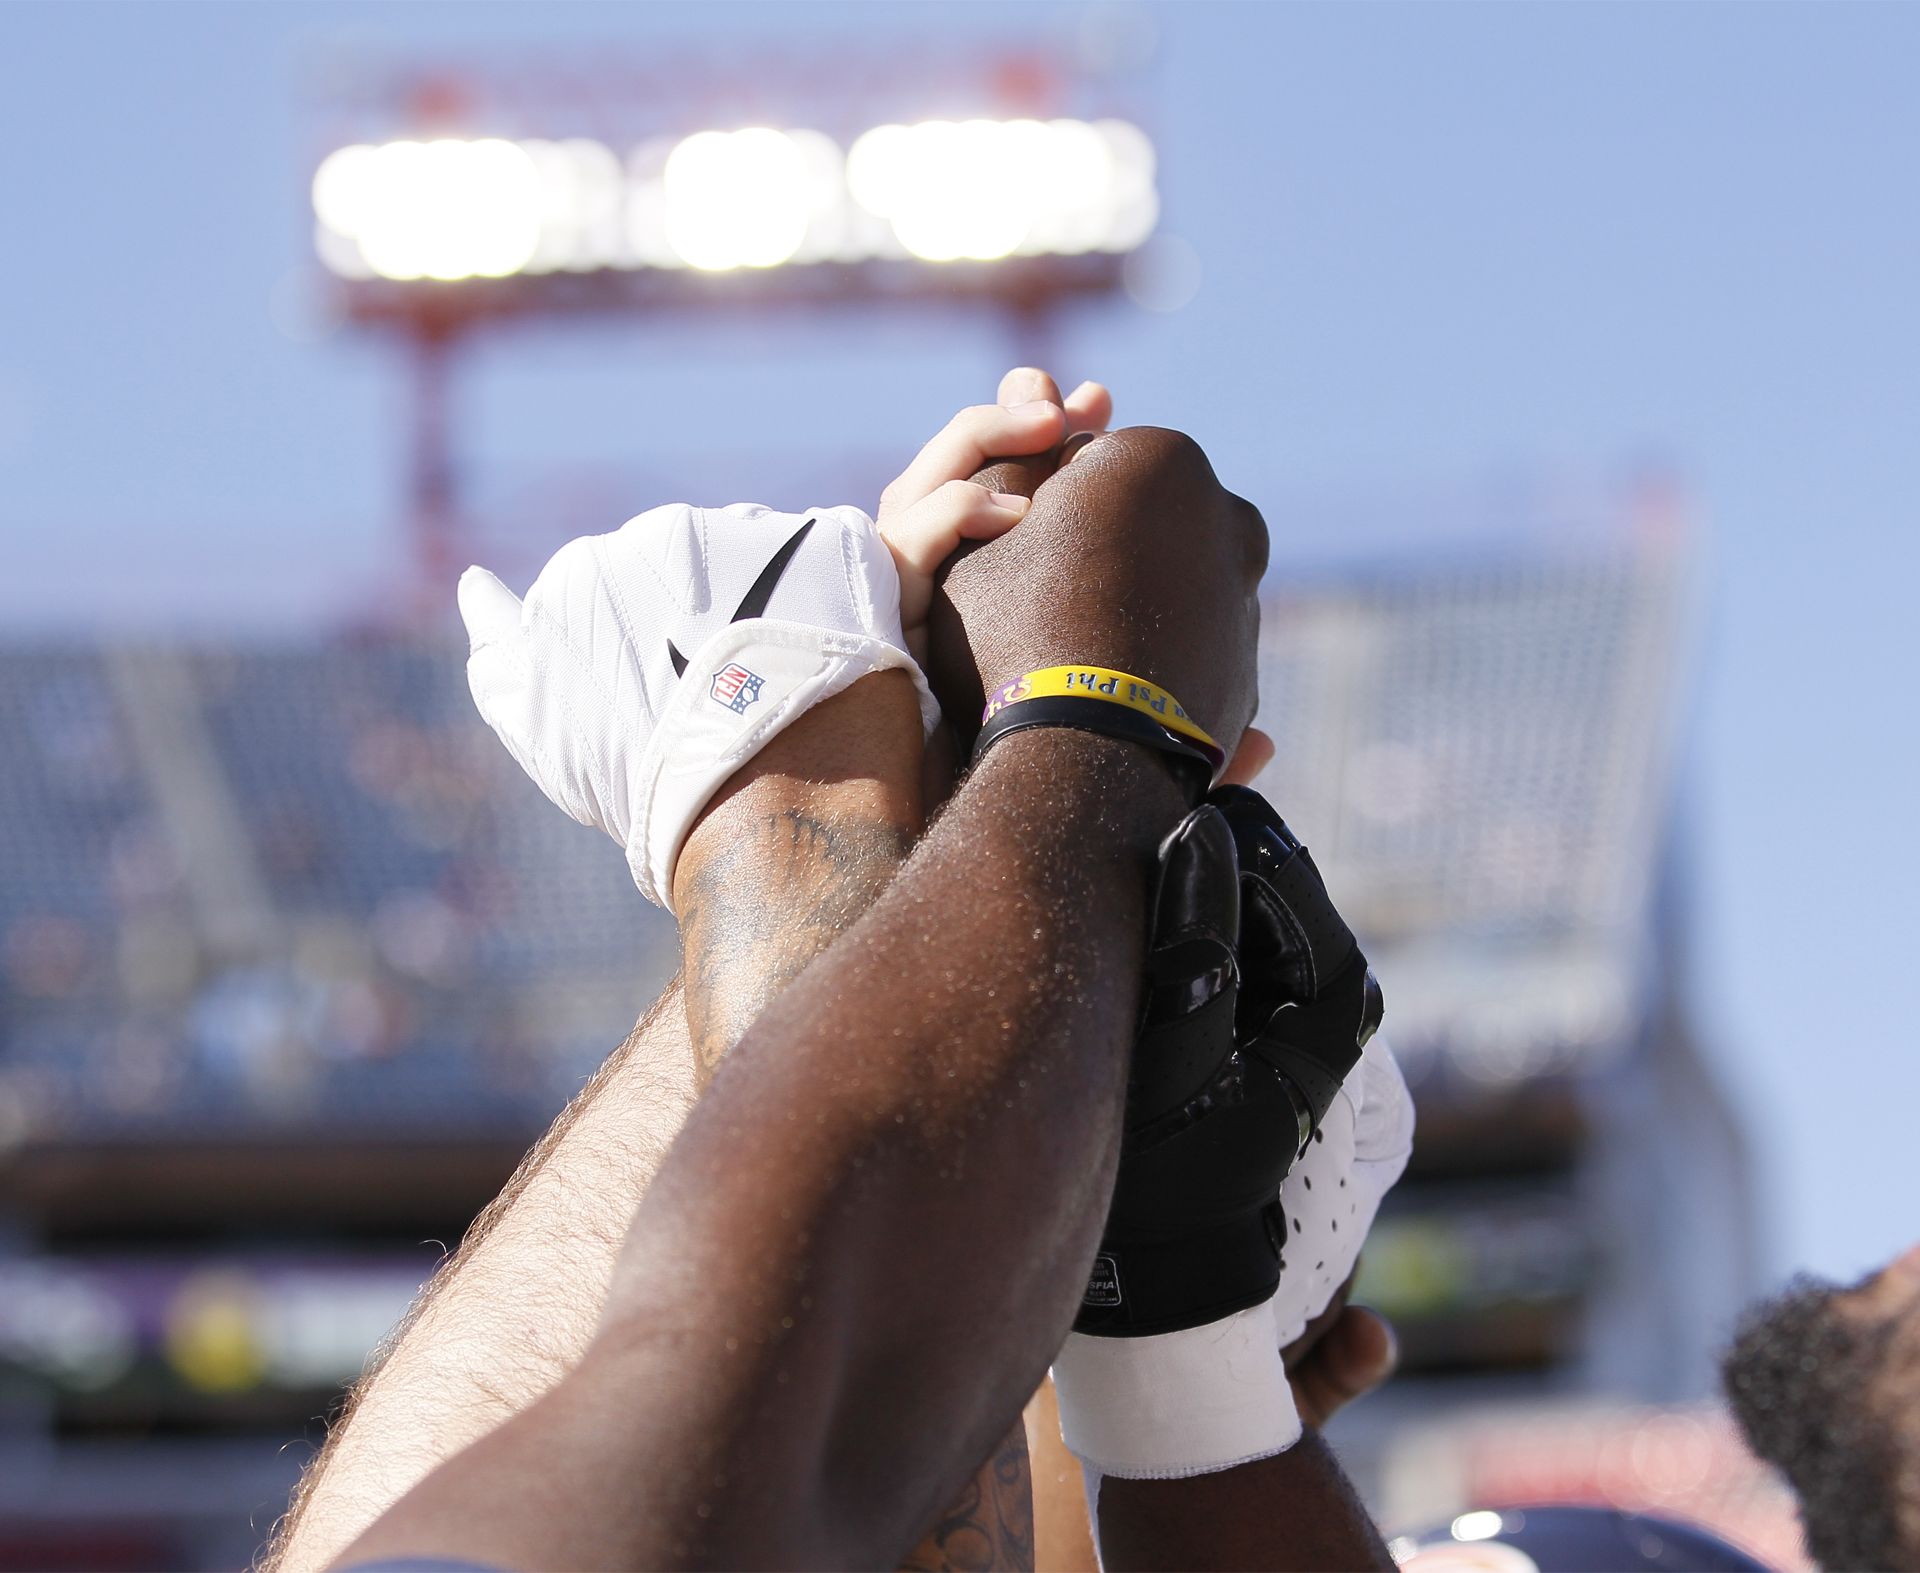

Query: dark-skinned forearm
left=670, top=672, right=1032, bottom=1572
left=336, top=730, right=1185, bottom=1572
left=605, top=730, right=1183, bottom=1565
left=1096, top=1434, right=1394, bottom=1572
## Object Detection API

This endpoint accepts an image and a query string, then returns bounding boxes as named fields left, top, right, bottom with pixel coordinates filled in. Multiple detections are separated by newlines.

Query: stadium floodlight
left=311, top=118, right=1157, bottom=281
left=526, top=137, right=628, bottom=274
left=313, top=138, right=544, bottom=282
left=663, top=128, right=817, bottom=271
left=306, top=82, right=1158, bottom=605
left=848, top=119, right=1035, bottom=262
left=845, top=117, right=1155, bottom=263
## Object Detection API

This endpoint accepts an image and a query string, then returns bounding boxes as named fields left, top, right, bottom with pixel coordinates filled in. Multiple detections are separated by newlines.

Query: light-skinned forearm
left=267, top=990, right=698, bottom=1572
left=272, top=680, right=918, bottom=1573
left=337, top=729, right=1186, bottom=1571
left=672, top=673, right=923, bottom=1081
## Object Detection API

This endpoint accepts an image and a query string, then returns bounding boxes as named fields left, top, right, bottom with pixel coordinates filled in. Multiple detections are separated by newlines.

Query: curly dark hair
left=1721, top=1273, right=1913, bottom=1571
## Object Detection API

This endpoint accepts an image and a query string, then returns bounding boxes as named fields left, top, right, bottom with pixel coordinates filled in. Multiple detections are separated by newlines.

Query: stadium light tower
left=309, top=57, right=1159, bottom=601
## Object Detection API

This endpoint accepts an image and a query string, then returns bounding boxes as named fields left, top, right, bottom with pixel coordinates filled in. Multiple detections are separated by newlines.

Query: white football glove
left=1270, top=1031, right=1415, bottom=1350
left=458, top=502, right=938, bottom=909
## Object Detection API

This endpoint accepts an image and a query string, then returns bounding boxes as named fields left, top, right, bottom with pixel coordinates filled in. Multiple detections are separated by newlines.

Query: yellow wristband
left=982, top=665, right=1220, bottom=757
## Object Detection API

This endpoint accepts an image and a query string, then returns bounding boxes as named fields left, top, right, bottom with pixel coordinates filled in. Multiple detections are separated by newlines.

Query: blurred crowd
left=0, top=525, right=1681, bottom=1147
left=0, top=640, right=671, bottom=1145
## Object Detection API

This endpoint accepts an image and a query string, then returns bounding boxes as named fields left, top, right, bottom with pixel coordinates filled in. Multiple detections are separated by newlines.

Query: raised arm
left=1099, top=1437, right=1392, bottom=1572
left=267, top=985, right=698, bottom=1573
left=337, top=724, right=1186, bottom=1570
left=335, top=424, right=1269, bottom=1569
left=934, top=430, right=1409, bottom=1573
left=274, top=671, right=954, bottom=1573
left=270, top=372, right=1089, bottom=1573
left=674, top=671, right=1044, bottom=1573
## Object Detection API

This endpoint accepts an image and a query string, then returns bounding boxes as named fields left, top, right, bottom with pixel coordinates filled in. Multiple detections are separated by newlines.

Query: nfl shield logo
left=710, top=662, right=765, bottom=715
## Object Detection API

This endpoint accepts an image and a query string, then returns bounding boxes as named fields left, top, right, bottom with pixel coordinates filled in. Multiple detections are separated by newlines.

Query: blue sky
left=3, top=1, right=1916, bottom=1287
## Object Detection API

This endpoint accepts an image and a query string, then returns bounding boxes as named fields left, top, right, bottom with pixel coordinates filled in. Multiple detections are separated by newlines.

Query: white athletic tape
left=1053, top=1301, right=1300, bottom=1480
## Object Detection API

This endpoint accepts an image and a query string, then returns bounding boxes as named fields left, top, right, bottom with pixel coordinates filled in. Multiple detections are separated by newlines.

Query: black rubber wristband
left=972, top=695, right=1215, bottom=800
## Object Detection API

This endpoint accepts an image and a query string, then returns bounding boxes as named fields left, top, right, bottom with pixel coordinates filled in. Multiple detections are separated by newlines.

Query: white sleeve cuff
left=1050, top=1301, right=1302, bottom=1480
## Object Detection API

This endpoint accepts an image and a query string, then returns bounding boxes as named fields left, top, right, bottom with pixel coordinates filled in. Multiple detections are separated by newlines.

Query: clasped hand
left=867, top=365, right=1274, bottom=813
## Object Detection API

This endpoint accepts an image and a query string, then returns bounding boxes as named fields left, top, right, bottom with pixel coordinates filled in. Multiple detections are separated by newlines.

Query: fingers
left=1063, top=379, right=1112, bottom=436
left=878, top=368, right=1108, bottom=646
left=887, top=481, right=1031, bottom=576
left=457, top=565, right=525, bottom=648
left=998, top=369, right=1110, bottom=433
left=882, top=400, right=1067, bottom=517
left=1219, top=725, right=1275, bottom=787
left=882, top=480, right=1031, bottom=632
left=972, top=368, right=1109, bottom=500
left=998, top=366, right=1062, bottom=406
left=1289, top=1305, right=1399, bottom=1430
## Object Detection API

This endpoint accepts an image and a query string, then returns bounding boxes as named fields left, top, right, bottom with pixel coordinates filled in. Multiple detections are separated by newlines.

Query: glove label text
left=1082, top=1253, right=1124, bottom=1308
left=710, top=662, right=766, bottom=716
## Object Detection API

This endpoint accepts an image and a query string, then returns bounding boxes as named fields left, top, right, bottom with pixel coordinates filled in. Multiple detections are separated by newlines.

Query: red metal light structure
left=308, top=51, right=1159, bottom=597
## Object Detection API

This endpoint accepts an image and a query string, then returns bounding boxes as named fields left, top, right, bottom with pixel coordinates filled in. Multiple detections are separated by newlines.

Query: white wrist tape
left=1054, top=1036, right=1415, bottom=1481
left=1052, top=1303, right=1300, bottom=1480
left=458, top=502, right=937, bottom=909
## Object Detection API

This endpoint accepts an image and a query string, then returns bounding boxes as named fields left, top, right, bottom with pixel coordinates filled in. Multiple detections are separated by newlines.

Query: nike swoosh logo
left=668, top=517, right=816, bottom=679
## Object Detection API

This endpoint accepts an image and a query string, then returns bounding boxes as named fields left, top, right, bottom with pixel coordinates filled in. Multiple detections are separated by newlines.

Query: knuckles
left=934, top=478, right=991, bottom=507
left=529, top=534, right=603, bottom=599
left=1088, top=424, right=1215, bottom=481
left=1059, top=426, right=1270, bottom=573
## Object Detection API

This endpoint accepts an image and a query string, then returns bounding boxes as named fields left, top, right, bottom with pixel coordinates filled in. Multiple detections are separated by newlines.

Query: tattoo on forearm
left=677, top=806, right=913, bottom=1077
left=897, top=1424, right=1036, bottom=1573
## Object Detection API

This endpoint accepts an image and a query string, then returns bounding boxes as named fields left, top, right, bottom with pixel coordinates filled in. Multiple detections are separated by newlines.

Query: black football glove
left=1215, top=783, right=1384, bottom=1145
left=1073, top=785, right=1383, bottom=1338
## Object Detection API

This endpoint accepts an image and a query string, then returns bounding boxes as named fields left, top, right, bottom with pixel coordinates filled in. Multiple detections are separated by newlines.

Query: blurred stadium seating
left=0, top=638, right=670, bottom=1146
left=0, top=498, right=1754, bottom=1566
left=0, top=637, right=679, bottom=1566
left=1247, top=510, right=1755, bottom=1467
